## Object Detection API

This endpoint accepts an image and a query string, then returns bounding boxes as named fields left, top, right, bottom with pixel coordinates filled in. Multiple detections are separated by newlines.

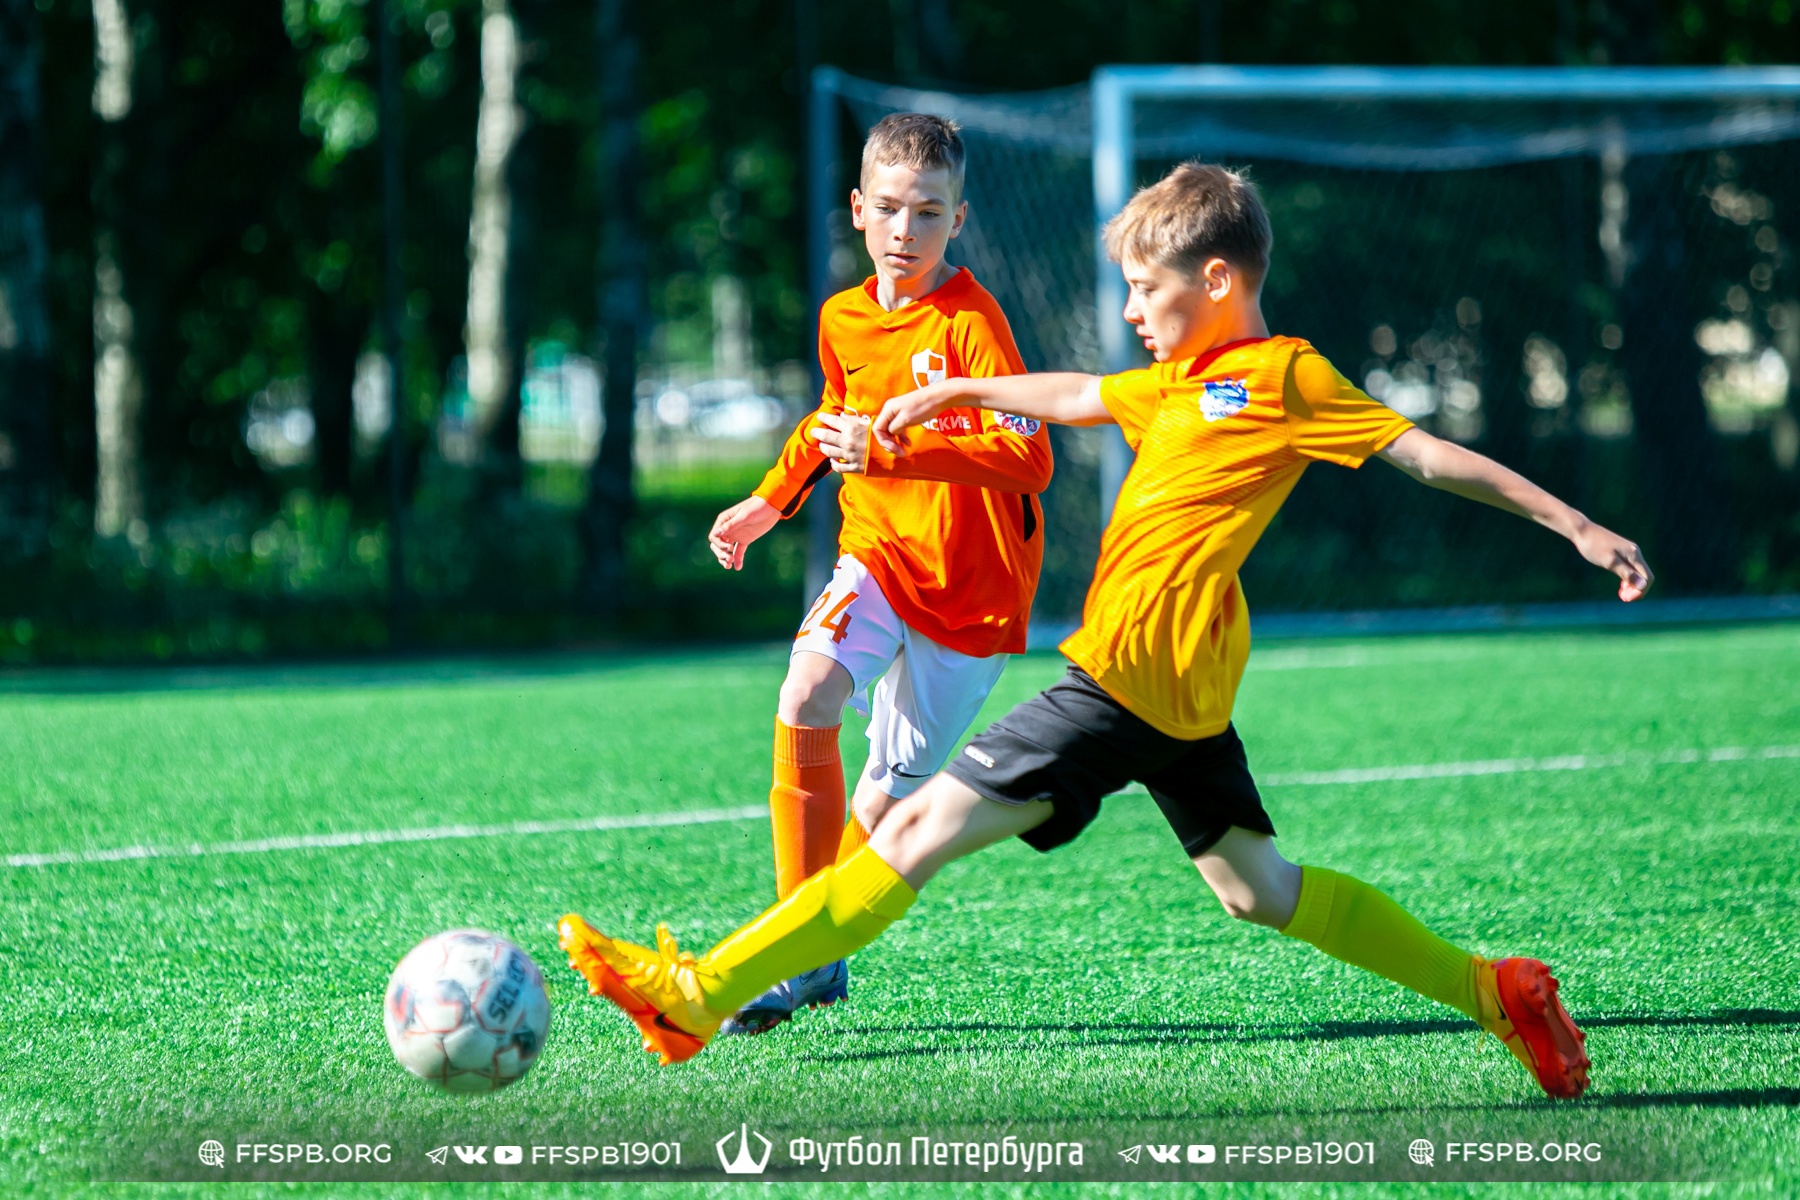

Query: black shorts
left=943, top=666, right=1274, bottom=856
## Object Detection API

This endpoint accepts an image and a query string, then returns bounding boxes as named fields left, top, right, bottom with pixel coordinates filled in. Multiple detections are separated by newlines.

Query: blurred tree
left=0, top=0, right=56, bottom=554
left=133, top=0, right=308, bottom=510
left=579, top=0, right=644, bottom=611
left=463, top=0, right=525, bottom=488
left=2, top=0, right=1796, bottom=663
left=482, top=0, right=541, bottom=493
left=290, top=0, right=382, bottom=501
left=376, top=0, right=410, bottom=630
left=90, top=0, right=145, bottom=540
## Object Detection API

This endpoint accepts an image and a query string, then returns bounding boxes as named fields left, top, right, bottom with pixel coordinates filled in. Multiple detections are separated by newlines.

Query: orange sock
left=836, top=813, right=870, bottom=865
left=769, top=720, right=845, bottom=900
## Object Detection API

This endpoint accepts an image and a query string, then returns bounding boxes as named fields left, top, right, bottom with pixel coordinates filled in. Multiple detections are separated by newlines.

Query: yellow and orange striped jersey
left=754, top=269, right=1053, bottom=658
left=1061, top=336, right=1413, bottom=739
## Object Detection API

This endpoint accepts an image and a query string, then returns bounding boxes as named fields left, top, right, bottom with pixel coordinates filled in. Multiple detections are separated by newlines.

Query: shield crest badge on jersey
left=911, top=348, right=946, bottom=389
left=1200, top=378, right=1251, bottom=422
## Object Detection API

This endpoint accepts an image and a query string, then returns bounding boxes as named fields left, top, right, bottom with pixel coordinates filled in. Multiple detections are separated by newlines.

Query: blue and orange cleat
left=558, top=914, right=722, bottom=1065
left=1477, top=957, right=1590, bottom=1099
left=719, top=960, right=850, bottom=1037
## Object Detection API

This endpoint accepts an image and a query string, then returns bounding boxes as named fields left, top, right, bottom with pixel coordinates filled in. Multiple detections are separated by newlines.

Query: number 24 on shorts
left=799, top=589, right=858, bottom=644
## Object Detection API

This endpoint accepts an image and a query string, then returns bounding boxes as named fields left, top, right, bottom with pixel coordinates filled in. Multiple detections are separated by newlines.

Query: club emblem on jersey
left=911, top=348, right=946, bottom=389
left=1200, top=378, right=1251, bottom=422
left=996, top=412, right=1041, bottom=436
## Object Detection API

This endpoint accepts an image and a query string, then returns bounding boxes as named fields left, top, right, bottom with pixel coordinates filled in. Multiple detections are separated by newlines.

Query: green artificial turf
left=2, top=625, right=1798, bottom=1197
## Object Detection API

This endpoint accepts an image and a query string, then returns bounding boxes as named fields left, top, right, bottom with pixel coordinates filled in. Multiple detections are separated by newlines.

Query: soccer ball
left=384, top=930, right=552, bottom=1093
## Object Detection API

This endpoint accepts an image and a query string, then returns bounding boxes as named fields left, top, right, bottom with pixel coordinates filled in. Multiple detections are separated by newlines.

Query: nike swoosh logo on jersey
left=846, top=364, right=867, bottom=375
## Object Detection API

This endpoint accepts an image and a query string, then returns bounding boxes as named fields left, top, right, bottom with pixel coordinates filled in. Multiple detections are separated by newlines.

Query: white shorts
left=793, top=555, right=1009, bottom=800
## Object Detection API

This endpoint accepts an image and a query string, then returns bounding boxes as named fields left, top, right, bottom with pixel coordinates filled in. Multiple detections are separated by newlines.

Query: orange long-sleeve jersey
left=753, top=268, right=1053, bottom=658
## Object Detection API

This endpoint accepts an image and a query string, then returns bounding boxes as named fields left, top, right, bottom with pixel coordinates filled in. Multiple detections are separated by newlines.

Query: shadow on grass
left=805, top=1009, right=1800, bottom=1070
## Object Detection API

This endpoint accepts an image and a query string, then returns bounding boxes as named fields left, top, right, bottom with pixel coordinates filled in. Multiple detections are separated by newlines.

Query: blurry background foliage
left=0, top=0, right=1797, bottom=664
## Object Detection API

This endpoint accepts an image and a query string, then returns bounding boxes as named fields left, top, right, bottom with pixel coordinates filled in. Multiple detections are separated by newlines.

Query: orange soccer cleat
left=1477, top=957, right=1591, bottom=1099
left=557, top=914, right=723, bottom=1066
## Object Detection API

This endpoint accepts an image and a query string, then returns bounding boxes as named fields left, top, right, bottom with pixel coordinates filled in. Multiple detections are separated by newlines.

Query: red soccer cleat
left=1479, top=956, right=1591, bottom=1099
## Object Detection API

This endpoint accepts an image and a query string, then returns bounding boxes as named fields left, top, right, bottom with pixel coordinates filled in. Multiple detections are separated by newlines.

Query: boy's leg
left=724, top=561, right=905, bottom=1035
left=1192, top=828, right=1482, bottom=1015
left=729, top=636, right=1014, bottom=1037
left=1193, top=830, right=1588, bottom=1097
left=772, top=556, right=905, bottom=900
left=840, top=635, right=1010, bottom=863
left=716, top=777, right=1050, bottom=1011
left=563, top=666, right=1152, bottom=1063
left=771, top=651, right=854, bottom=899
left=1141, top=730, right=1588, bottom=1098
left=725, top=648, right=860, bottom=1033
left=835, top=773, right=884, bottom=862
left=560, top=776, right=1050, bottom=1062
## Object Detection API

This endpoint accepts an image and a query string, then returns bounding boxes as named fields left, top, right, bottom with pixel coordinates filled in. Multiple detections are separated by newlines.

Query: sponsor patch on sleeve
left=996, top=412, right=1042, bottom=436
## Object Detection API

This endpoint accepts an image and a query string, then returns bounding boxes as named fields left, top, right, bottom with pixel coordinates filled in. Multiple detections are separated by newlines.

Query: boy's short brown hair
left=1103, top=162, right=1272, bottom=287
left=860, top=112, right=966, bottom=201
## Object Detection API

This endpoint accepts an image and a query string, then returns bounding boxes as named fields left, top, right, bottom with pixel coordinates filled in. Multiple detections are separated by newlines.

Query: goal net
left=812, top=68, right=1800, bottom=632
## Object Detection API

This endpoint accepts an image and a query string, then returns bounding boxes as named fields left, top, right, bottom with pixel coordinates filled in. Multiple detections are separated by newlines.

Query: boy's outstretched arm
left=710, top=405, right=835, bottom=571
left=1378, top=427, right=1654, bottom=601
left=870, top=373, right=1111, bottom=453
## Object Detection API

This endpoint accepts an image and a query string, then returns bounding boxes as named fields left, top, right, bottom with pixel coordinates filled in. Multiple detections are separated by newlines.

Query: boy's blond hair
left=1103, top=162, right=1272, bottom=287
left=860, top=112, right=966, bottom=201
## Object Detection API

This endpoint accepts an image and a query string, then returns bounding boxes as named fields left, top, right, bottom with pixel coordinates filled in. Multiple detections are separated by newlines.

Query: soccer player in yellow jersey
left=560, top=163, right=1654, bottom=1100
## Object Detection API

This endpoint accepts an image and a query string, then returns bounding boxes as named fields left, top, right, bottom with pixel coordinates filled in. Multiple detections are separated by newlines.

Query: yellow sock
left=835, top=813, right=870, bottom=864
left=1280, top=866, right=1483, bottom=1021
left=697, top=845, right=915, bottom=1015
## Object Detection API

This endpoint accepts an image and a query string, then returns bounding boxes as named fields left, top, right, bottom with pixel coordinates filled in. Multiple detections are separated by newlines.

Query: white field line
left=6, top=804, right=767, bottom=869
left=9, top=744, right=1799, bottom=871
left=1261, top=743, right=1800, bottom=787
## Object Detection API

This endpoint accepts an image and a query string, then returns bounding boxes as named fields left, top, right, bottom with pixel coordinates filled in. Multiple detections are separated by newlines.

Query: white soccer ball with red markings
left=384, top=930, right=551, bottom=1093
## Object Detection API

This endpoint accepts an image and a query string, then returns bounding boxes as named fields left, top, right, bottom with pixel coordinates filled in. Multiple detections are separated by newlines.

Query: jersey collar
left=1176, top=336, right=1272, bottom=378
left=858, top=266, right=973, bottom=325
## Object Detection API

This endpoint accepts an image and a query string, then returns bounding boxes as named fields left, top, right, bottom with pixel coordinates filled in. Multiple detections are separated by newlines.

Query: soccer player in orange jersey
left=700, top=113, right=1051, bottom=1033
left=562, top=163, right=1653, bottom=1100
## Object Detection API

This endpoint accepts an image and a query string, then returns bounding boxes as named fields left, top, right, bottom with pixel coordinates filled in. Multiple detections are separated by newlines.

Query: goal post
left=1090, top=65, right=1800, bottom=521
left=810, top=65, right=1800, bottom=625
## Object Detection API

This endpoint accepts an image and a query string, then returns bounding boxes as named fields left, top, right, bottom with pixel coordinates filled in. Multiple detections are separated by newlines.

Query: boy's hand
left=812, top=411, right=873, bottom=474
left=1573, top=521, right=1654, bottom=601
left=871, top=383, right=952, bottom=454
left=708, top=495, right=780, bottom=571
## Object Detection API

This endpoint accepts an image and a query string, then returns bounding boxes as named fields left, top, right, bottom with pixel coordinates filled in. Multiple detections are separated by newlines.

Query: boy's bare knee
left=1211, top=885, right=1285, bottom=928
left=1211, top=884, right=1257, bottom=923
left=775, top=681, right=829, bottom=726
left=777, top=656, right=852, bottom=727
left=1193, top=829, right=1301, bottom=930
left=1204, top=873, right=1278, bottom=925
